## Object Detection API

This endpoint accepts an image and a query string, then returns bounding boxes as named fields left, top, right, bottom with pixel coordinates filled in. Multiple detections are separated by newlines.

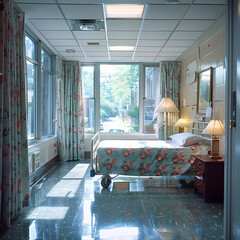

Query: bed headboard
left=192, top=121, right=211, bottom=143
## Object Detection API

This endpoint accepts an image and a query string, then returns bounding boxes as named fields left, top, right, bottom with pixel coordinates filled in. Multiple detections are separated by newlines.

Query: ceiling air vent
left=87, top=42, right=100, bottom=46
left=68, top=19, right=105, bottom=31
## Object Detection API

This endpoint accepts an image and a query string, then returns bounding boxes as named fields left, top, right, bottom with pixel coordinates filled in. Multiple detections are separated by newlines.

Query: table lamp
left=154, top=98, right=179, bottom=140
left=174, top=118, right=190, bottom=132
left=202, top=120, right=225, bottom=159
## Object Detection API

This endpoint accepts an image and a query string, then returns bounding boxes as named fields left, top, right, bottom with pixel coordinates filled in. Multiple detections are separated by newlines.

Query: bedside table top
left=193, top=155, right=224, bottom=162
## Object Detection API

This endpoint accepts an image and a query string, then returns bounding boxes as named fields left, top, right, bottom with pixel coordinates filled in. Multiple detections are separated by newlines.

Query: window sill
left=28, top=135, right=57, bottom=148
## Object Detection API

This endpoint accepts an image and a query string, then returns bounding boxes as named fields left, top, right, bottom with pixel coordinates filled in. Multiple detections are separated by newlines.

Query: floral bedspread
left=96, top=140, right=209, bottom=177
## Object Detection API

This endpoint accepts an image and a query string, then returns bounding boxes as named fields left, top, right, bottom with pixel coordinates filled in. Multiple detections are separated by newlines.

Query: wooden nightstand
left=193, top=155, right=224, bottom=202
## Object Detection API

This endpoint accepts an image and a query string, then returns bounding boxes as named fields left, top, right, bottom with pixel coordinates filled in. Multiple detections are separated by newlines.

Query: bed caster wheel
left=101, top=178, right=111, bottom=188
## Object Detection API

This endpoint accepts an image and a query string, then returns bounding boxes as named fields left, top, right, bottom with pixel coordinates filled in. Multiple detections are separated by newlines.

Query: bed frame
left=90, top=121, right=211, bottom=186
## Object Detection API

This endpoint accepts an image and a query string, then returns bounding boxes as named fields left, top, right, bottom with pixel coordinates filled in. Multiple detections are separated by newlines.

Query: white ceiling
left=15, top=0, right=225, bottom=63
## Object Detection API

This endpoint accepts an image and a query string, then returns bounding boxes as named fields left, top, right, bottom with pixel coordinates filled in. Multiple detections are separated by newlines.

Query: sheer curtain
left=56, top=58, right=85, bottom=161
left=158, top=62, right=181, bottom=140
left=0, top=0, right=29, bottom=228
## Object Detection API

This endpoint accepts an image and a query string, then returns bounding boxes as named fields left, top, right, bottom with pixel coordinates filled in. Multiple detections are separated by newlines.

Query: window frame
left=25, top=33, right=38, bottom=142
left=25, top=29, right=56, bottom=144
left=41, top=47, right=55, bottom=138
left=143, top=64, right=160, bottom=134
left=81, top=63, right=96, bottom=134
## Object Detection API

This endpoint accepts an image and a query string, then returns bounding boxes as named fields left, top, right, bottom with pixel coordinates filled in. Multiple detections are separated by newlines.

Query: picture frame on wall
left=196, top=67, right=213, bottom=114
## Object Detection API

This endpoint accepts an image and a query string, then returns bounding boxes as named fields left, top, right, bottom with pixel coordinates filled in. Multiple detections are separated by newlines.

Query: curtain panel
left=0, top=0, right=29, bottom=228
left=56, top=58, right=84, bottom=161
left=158, top=62, right=181, bottom=140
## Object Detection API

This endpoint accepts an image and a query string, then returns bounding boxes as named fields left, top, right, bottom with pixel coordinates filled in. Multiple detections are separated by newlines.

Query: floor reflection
left=0, top=161, right=223, bottom=240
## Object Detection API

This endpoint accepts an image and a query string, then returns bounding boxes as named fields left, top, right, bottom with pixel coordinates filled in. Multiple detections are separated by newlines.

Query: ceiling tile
left=48, top=39, right=78, bottom=46
left=108, top=40, right=137, bottom=46
left=58, top=0, right=102, bottom=3
left=85, top=52, right=108, bottom=57
left=77, top=40, right=107, bottom=46
left=146, top=5, right=188, bottom=20
left=176, top=20, right=214, bottom=31
left=30, top=19, right=70, bottom=30
left=158, top=52, right=181, bottom=57
left=73, top=31, right=106, bottom=40
left=148, top=0, right=192, bottom=3
left=140, top=31, right=171, bottom=40
left=61, top=5, right=104, bottom=19
left=59, top=51, right=84, bottom=57
left=18, top=4, right=63, bottom=19
left=82, top=46, right=108, bottom=52
left=41, top=31, right=73, bottom=39
left=108, top=31, right=139, bottom=40
left=55, top=46, right=80, bottom=52
left=165, top=39, right=194, bottom=47
left=194, top=0, right=225, bottom=4
left=161, top=46, right=188, bottom=52
left=137, top=46, right=161, bottom=51
left=110, top=52, right=133, bottom=57
left=184, top=5, right=225, bottom=20
left=142, top=20, right=178, bottom=31
left=85, top=57, right=109, bottom=62
left=107, top=20, right=142, bottom=31
left=138, top=39, right=165, bottom=46
left=15, top=0, right=55, bottom=2
left=134, top=52, right=157, bottom=57
left=170, top=31, right=204, bottom=40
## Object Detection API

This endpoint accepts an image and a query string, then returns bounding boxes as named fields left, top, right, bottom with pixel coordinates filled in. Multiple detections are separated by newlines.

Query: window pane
left=25, top=35, right=36, bottom=60
left=81, top=66, right=94, bottom=133
left=144, top=66, right=160, bottom=134
left=41, top=71, right=52, bottom=137
left=41, top=50, right=52, bottom=71
left=83, top=98, right=94, bottom=133
left=82, top=66, right=94, bottom=98
left=100, top=65, right=139, bottom=133
left=27, top=61, right=36, bottom=139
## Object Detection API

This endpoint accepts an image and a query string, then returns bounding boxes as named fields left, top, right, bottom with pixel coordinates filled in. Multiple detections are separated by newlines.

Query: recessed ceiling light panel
left=106, top=5, right=144, bottom=19
left=109, top=46, right=134, bottom=51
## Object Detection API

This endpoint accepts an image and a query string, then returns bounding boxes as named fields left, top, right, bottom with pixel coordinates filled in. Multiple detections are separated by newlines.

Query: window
left=25, top=35, right=37, bottom=139
left=144, top=66, right=160, bottom=133
left=100, top=64, right=139, bottom=133
left=25, top=33, right=56, bottom=141
left=81, top=66, right=94, bottom=133
left=41, top=49, right=53, bottom=137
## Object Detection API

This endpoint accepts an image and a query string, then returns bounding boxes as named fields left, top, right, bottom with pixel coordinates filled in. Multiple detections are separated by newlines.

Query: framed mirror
left=196, top=67, right=213, bottom=114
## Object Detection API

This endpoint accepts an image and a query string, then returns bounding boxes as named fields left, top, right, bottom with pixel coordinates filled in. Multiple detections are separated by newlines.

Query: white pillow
left=170, top=132, right=205, bottom=147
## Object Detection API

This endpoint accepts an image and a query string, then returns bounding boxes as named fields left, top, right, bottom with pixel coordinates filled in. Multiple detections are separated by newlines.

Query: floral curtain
left=158, top=62, right=181, bottom=140
left=0, top=0, right=29, bottom=228
left=56, top=58, right=84, bottom=161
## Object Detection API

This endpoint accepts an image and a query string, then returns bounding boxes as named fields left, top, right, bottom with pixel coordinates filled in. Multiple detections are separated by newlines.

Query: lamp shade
left=202, top=120, right=225, bottom=135
left=154, top=98, right=179, bottom=113
left=174, top=118, right=190, bottom=127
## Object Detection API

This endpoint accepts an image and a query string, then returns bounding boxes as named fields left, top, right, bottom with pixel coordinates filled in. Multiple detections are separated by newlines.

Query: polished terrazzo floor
left=0, top=162, right=224, bottom=240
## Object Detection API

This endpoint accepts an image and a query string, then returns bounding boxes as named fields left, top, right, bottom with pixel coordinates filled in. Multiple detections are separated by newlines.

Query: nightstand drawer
left=195, top=177, right=205, bottom=195
left=195, top=158, right=205, bottom=171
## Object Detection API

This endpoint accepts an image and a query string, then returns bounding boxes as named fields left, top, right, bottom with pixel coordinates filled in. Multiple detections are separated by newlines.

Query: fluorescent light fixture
left=109, top=46, right=134, bottom=51
left=106, top=5, right=144, bottom=19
